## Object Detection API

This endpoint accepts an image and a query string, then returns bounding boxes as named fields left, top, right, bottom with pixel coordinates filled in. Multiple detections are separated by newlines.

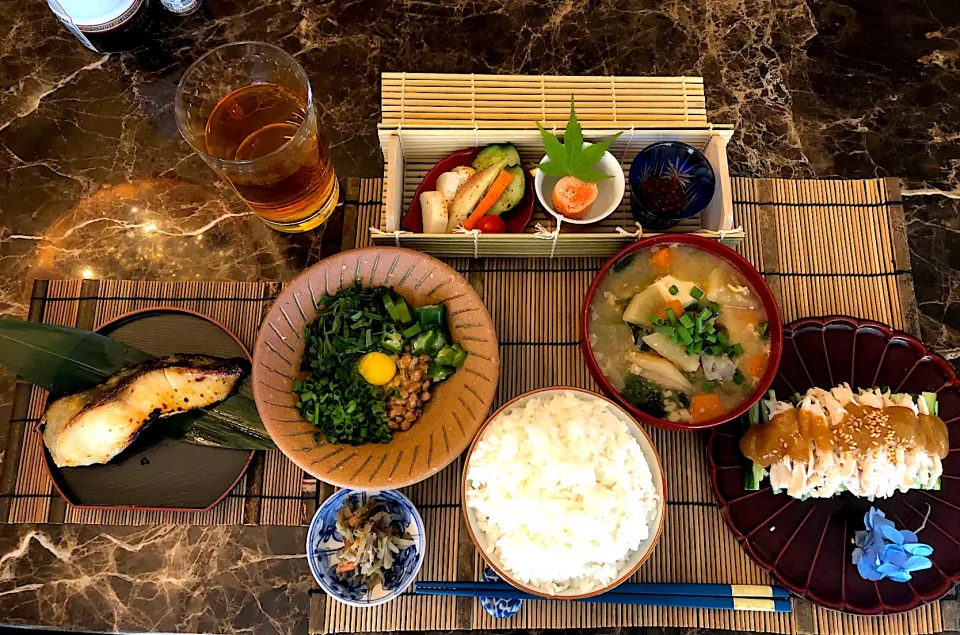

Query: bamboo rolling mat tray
left=375, top=73, right=742, bottom=257
left=1, top=176, right=954, bottom=635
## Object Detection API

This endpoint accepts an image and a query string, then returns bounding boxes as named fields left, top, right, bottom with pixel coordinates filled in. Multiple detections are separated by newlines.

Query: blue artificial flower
left=852, top=507, right=933, bottom=583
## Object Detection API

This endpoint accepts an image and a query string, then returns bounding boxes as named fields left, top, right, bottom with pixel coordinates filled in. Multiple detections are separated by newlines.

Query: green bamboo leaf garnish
left=0, top=319, right=275, bottom=451
left=167, top=395, right=276, bottom=450
left=0, top=319, right=151, bottom=396
left=537, top=100, right=621, bottom=183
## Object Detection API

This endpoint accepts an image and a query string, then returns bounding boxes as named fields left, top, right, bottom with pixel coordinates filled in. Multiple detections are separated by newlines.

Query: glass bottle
left=160, top=0, right=201, bottom=16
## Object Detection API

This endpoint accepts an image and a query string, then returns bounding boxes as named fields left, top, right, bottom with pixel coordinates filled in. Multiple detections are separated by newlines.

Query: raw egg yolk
left=358, top=352, right=396, bottom=386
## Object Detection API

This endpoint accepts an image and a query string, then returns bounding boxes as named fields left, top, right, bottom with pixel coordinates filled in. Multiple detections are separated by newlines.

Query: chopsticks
left=413, top=581, right=792, bottom=613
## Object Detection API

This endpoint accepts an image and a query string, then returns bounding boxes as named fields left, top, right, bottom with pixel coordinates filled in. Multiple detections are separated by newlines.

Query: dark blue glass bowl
left=628, top=141, right=716, bottom=230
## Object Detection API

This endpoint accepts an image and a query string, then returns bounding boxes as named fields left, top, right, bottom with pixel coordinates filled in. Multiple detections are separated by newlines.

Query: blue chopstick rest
left=480, top=565, right=523, bottom=618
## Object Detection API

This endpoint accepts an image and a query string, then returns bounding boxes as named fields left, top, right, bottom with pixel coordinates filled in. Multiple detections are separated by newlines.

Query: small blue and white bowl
left=628, top=140, right=716, bottom=230
left=307, top=489, right=425, bottom=607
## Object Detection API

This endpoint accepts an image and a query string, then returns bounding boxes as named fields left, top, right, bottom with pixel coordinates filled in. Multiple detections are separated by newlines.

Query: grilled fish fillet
left=42, top=354, right=247, bottom=467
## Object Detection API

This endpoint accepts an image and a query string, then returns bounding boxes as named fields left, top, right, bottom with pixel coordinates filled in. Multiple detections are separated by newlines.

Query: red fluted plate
left=708, top=316, right=960, bottom=615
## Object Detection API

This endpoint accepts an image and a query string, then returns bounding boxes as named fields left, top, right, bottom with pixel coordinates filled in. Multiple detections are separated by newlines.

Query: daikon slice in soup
left=588, top=245, right=771, bottom=424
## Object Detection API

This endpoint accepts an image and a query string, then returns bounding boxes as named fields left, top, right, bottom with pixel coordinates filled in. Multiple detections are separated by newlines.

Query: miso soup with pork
left=588, top=245, right=771, bottom=424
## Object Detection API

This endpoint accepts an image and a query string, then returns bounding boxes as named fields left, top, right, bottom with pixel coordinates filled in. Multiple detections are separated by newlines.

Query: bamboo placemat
left=1, top=175, right=946, bottom=634
left=330, top=176, right=952, bottom=635
left=0, top=279, right=310, bottom=527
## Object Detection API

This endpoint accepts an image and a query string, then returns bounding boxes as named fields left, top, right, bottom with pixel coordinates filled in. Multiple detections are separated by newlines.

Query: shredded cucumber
left=742, top=393, right=775, bottom=491
left=921, top=391, right=939, bottom=416
left=743, top=462, right=768, bottom=491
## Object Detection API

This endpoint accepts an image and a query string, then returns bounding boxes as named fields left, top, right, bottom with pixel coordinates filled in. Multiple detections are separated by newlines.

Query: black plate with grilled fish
left=43, top=308, right=254, bottom=511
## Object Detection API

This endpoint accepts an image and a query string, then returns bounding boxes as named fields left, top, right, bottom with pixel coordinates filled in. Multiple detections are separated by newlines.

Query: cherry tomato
left=475, top=216, right=506, bottom=233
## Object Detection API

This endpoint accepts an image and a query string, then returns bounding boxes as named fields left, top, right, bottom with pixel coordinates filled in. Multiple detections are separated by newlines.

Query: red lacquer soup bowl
left=580, top=234, right=783, bottom=431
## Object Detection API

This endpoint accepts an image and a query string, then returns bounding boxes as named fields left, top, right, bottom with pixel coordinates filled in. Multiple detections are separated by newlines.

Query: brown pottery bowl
left=253, top=247, right=500, bottom=489
left=461, top=387, right=666, bottom=600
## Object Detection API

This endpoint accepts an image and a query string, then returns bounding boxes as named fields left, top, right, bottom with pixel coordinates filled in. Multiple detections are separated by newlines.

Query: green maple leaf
left=537, top=99, right=621, bottom=183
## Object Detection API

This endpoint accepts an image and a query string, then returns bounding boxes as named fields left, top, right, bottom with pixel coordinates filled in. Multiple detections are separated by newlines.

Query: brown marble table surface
left=1, top=0, right=959, bottom=633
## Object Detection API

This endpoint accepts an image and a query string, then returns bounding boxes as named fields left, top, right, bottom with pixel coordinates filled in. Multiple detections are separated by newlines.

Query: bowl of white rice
left=462, top=387, right=665, bottom=599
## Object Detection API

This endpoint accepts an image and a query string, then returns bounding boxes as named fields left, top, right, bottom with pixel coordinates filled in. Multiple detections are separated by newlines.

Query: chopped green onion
left=695, top=316, right=703, bottom=334
left=668, top=285, right=679, bottom=295
left=679, top=314, right=694, bottom=329
left=690, top=286, right=704, bottom=300
left=706, top=345, right=724, bottom=356
left=677, top=328, right=693, bottom=345
left=699, top=307, right=713, bottom=321
left=709, top=301, right=721, bottom=313
left=716, top=332, right=728, bottom=345
left=705, top=323, right=716, bottom=334
left=733, top=369, right=745, bottom=385
left=384, top=293, right=414, bottom=324
left=402, top=323, right=422, bottom=338
left=665, top=308, right=677, bottom=323
left=758, top=321, right=770, bottom=340
left=731, top=343, right=744, bottom=358
left=652, top=316, right=665, bottom=326
left=655, top=325, right=676, bottom=337
left=705, top=333, right=717, bottom=343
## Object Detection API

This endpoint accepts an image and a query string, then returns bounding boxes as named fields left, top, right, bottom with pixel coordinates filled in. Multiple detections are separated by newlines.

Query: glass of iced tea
left=175, top=42, right=339, bottom=233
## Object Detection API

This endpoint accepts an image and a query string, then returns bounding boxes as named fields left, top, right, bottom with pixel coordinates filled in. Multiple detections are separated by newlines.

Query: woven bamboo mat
left=334, top=176, right=953, bottom=635
left=1, top=175, right=945, bottom=634
left=0, top=279, right=310, bottom=527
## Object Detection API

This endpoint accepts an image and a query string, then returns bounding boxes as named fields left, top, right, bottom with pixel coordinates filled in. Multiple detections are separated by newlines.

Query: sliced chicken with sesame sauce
left=741, top=383, right=949, bottom=501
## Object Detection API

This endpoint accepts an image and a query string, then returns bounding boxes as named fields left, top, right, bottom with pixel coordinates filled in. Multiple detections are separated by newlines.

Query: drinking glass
left=175, top=42, right=339, bottom=233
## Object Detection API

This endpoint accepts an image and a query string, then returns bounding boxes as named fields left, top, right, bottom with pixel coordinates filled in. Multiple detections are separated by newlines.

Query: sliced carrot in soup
left=691, top=393, right=725, bottom=422
left=746, top=353, right=767, bottom=378
left=724, top=307, right=760, bottom=329
left=656, top=299, right=685, bottom=321
left=651, top=248, right=673, bottom=268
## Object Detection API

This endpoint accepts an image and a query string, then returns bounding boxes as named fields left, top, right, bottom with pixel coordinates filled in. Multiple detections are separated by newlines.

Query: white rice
left=464, top=391, right=660, bottom=595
